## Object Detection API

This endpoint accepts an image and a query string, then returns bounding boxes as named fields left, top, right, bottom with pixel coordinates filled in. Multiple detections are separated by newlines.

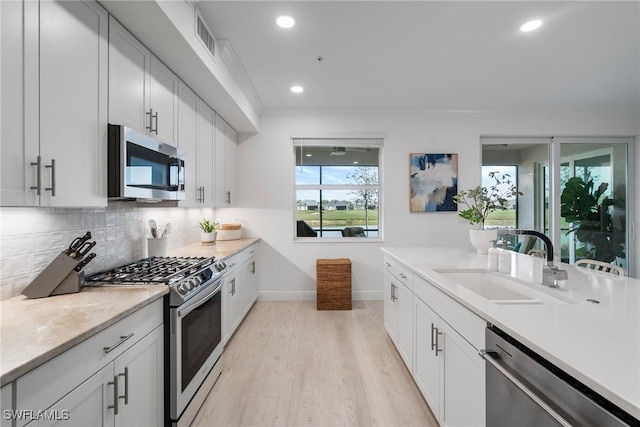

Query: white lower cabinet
left=15, top=300, right=163, bottom=427
left=383, top=258, right=414, bottom=370
left=383, top=256, right=486, bottom=427
left=1, top=383, right=13, bottom=427
left=222, top=244, right=260, bottom=345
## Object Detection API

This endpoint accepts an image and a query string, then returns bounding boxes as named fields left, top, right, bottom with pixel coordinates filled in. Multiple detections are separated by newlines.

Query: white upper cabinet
left=109, top=17, right=178, bottom=145
left=108, top=17, right=149, bottom=135
left=1, top=0, right=108, bottom=207
left=214, top=114, right=237, bottom=207
left=197, top=102, right=216, bottom=206
left=177, top=81, right=215, bottom=207
left=149, top=56, right=179, bottom=145
left=177, top=82, right=199, bottom=207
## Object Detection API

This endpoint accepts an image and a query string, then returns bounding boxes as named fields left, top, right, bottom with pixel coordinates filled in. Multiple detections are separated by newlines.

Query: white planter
left=200, top=231, right=217, bottom=245
left=469, top=229, right=498, bottom=254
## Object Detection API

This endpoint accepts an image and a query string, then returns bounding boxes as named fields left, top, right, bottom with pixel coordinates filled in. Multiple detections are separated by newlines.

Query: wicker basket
left=316, top=258, right=352, bottom=310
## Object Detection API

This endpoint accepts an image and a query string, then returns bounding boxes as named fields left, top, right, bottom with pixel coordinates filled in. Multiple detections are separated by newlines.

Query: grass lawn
left=484, top=209, right=516, bottom=227
left=297, top=209, right=378, bottom=227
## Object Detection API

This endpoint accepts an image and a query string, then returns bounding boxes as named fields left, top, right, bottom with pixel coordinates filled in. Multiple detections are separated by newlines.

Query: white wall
left=217, top=108, right=640, bottom=300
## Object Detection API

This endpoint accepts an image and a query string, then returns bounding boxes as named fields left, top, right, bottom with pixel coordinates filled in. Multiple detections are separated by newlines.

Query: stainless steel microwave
left=108, top=124, right=185, bottom=201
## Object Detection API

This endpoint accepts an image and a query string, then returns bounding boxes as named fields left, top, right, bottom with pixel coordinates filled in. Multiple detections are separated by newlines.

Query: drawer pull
left=384, top=262, right=391, bottom=267
left=103, top=333, right=134, bottom=354
left=399, top=273, right=407, bottom=280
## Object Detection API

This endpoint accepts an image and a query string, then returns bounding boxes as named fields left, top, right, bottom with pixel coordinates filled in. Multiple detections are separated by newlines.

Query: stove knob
left=185, top=280, right=195, bottom=291
left=177, top=283, right=188, bottom=294
left=193, top=277, right=202, bottom=286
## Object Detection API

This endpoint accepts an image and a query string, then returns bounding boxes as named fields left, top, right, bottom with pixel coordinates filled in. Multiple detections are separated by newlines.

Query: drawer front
left=383, top=255, right=413, bottom=290
left=225, top=243, right=259, bottom=272
left=16, top=299, right=163, bottom=415
left=413, top=275, right=485, bottom=350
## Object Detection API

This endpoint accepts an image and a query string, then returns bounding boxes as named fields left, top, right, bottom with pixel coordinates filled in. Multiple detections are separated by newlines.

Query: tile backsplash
left=0, top=202, right=214, bottom=300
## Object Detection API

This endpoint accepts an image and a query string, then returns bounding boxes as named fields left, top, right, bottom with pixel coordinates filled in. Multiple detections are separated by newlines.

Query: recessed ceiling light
left=353, top=161, right=359, bottom=164
left=306, top=153, right=312, bottom=157
left=290, top=85, right=304, bottom=93
left=277, top=16, right=295, bottom=29
left=520, top=19, right=542, bottom=32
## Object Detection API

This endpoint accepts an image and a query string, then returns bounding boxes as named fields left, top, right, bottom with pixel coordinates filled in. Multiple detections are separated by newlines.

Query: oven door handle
left=479, top=350, right=572, bottom=427
left=177, top=280, right=223, bottom=318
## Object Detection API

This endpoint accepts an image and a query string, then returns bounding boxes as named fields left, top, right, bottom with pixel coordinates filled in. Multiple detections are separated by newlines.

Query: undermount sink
left=433, top=269, right=577, bottom=305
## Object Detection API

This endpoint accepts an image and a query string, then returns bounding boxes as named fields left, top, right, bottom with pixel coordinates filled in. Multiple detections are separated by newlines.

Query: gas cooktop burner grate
left=86, top=256, right=213, bottom=285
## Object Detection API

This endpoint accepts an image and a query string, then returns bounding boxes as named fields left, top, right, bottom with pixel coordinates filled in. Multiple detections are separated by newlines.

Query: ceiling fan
left=330, top=147, right=371, bottom=156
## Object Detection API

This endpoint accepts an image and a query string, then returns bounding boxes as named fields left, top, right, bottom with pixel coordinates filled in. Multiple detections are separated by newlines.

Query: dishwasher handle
left=479, top=349, right=572, bottom=427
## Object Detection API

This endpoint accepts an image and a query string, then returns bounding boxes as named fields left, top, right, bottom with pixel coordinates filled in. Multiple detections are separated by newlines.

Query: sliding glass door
left=483, top=137, right=633, bottom=274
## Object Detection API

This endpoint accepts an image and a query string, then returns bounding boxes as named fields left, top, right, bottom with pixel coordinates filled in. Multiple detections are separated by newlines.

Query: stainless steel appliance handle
left=30, top=156, right=41, bottom=195
left=178, top=280, right=223, bottom=318
left=103, top=333, right=134, bottom=353
left=108, top=375, right=119, bottom=415
left=45, top=159, right=56, bottom=196
left=479, top=349, right=572, bottom=427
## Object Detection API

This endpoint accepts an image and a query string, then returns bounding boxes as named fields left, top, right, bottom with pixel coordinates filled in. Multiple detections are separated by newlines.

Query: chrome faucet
left=501, top=229, right=568, bottom=288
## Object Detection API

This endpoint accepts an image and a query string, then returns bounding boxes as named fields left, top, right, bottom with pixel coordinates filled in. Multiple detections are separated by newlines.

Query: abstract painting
left=410, top=153, right=458, bottom=212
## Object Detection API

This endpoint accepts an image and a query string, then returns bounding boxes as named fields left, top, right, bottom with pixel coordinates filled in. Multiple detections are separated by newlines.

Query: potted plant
left=199, top=219, right=219, bottom=245
left=453, top=172, right=521, bottom=253
left=560, top=176, right=624, bottom=263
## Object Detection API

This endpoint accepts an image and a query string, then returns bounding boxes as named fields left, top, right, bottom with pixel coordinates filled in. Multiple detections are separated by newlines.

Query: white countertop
left=169, top=238, right=259, bottom=260
left=382, top=246, right=640, bottom=420
left=0, top=286, right=168, bottom=386
left=0, top=239, right=259, bottom=387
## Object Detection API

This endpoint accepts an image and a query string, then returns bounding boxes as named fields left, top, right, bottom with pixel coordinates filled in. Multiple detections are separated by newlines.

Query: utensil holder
left=22, top=253, right=85, bottom=298
left=147, top=238, right=168, bottom=257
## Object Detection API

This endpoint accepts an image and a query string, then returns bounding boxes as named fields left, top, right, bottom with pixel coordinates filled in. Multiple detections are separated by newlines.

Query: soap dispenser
left=498, top=240, right=512, bottom=274
left=487, top=240, right=499, bottom=271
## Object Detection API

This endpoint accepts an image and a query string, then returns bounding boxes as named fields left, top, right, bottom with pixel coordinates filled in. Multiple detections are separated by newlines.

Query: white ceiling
left=197, top=1, right=640, bottom=112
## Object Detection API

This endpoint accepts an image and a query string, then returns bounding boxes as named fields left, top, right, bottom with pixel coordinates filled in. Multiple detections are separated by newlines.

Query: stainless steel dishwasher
left=480, top=325, right=638, bottom=427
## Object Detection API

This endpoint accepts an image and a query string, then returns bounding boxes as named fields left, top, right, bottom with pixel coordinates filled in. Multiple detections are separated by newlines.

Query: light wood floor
left=193, top=301, right=438, bottom=427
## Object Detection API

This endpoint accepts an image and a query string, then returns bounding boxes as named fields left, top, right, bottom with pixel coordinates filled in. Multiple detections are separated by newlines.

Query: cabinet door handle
left=232, top=278, right=236, bottom=295
left=435, top=328, right=443, bottom=356
left=30, top=156, right=41, bottom=195
left=118, top=367, right=129, bottom=405
left=153, top=111, right=159, bottom=134
left=45, top=159, right=56, bottom=196
left=201, top=186, right=205, bottom=203
left=251, top=261, right=255, bottom=274
left=225, top=190, right=231, bottom=204
left=390, top=283, right=397, bottom=302
left=103, top=333, right=134, bottom=353
left=146, top=109, right=158, bottom=134
left=108, top=375, right=119, bottom=415
left=431, top=323, right=436, bottom=351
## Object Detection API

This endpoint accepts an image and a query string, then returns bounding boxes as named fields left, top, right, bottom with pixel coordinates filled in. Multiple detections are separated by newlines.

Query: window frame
left=292, top=137, right=384, bottom=242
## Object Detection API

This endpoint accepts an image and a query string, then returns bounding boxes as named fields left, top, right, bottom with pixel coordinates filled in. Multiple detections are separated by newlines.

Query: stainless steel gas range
left=87, top=256, right=227, bottom=427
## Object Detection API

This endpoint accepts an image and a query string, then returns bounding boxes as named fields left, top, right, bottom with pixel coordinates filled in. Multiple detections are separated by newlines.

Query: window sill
left=293, top=237, right=384, bottom=243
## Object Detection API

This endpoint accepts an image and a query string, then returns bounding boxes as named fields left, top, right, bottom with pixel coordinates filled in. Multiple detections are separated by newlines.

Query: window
left=294, top=139, right=382, bottom=239
left=482, top=136, right=633, bottom=274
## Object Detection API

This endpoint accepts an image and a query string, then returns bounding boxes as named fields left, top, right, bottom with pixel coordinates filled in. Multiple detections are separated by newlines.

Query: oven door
left=170, top=279, right=223, bottom=419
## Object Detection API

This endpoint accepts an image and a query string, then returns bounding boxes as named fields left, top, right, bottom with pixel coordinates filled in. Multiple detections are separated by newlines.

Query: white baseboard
left=258, top=290, right=383, bottom=301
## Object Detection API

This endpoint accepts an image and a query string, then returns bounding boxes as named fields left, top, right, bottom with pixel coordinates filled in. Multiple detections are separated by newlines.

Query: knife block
left=22, top=252, right=85, bottom=298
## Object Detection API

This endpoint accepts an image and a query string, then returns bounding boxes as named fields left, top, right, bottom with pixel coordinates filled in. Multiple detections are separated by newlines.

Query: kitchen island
left=382, top=246, right=639, bottom=421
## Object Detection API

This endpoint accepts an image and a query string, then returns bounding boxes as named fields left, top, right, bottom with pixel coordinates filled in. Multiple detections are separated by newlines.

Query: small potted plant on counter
left=199, top=219, right=219, bottom=245
left=454, top=171, right=521, bottom=253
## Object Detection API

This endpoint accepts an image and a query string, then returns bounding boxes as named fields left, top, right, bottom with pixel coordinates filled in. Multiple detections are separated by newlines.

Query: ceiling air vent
left=195, top=8, right=216, bottom=58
